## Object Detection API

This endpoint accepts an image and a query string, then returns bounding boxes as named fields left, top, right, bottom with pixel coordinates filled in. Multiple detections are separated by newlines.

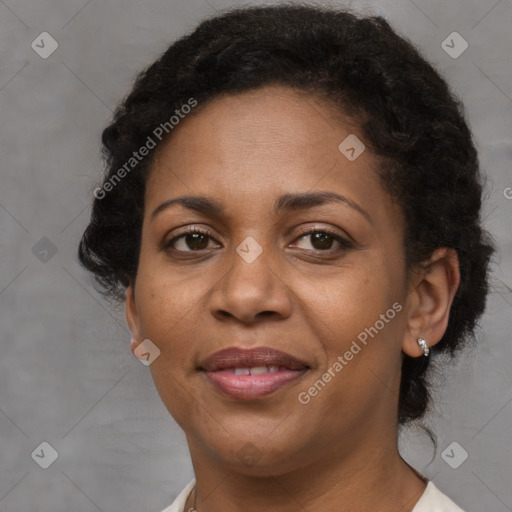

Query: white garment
left=160, top=478, right=466, bottom=512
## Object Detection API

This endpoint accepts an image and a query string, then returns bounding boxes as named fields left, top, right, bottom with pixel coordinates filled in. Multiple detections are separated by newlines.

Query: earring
left=417, top=338, right=430, bottom=357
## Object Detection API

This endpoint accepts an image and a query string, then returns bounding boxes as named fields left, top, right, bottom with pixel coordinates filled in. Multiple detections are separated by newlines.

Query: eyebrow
left=151, top=191, right=373, bottom=224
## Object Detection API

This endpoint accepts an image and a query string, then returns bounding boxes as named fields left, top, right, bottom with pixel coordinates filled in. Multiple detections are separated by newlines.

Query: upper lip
left=199, top=346, right=310, bottom=372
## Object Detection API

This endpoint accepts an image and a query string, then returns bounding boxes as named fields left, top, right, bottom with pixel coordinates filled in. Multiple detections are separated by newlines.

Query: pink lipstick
left=199, top=346, right=309, bottom=400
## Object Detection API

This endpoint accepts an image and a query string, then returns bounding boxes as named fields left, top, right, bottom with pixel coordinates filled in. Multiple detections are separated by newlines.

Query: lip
left=199, top=346, right=309, bottom=372
left=199, top=346, right=310, bottom=400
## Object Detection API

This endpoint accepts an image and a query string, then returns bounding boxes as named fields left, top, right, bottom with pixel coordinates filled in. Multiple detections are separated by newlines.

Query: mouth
left=198, top=346, right=310, bottom=400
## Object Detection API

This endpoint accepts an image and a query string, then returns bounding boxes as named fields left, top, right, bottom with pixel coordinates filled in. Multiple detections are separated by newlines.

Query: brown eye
left=164, top=227, right=219, bottom=252
left=293, top=229, right=353, bottom=252
left=181, top=232, right=209, bottom=251
left=310, top=232, right=335, bottom=250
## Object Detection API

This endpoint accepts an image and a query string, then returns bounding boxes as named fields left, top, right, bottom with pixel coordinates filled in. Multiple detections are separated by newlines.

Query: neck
left=184, top=433, right=427, bottom=512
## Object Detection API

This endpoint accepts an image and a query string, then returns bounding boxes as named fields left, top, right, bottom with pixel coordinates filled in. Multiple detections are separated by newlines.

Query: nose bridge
left=229, top=233, right=278, bottom=298
left=210, top=233, right=292, bottom=322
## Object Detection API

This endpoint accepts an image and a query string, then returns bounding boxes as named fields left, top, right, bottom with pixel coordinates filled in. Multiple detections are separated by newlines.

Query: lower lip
left=202, top=369, right=308, bottom=399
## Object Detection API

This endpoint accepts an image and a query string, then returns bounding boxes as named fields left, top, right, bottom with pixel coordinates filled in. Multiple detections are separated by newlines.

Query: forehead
left=144, top=85, right=399, bottom=226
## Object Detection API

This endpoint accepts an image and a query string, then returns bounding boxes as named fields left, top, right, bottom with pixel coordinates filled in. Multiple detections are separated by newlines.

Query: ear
left=402, top=248, right=460, bottom=357
left=125, top=285, right=142, bottom=356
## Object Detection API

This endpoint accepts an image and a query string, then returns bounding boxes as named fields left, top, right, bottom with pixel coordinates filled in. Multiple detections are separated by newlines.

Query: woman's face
left=126, top=85, right=413, bottom=475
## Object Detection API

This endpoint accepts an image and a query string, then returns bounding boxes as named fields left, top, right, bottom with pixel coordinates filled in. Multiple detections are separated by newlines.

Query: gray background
left=0, top=0, right=511, bottom=511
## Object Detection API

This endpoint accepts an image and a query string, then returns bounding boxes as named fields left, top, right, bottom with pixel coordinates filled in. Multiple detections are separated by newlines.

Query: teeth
left=250, top=366, right=267, bottom=375
left=226, top=365, right=283, bottom=375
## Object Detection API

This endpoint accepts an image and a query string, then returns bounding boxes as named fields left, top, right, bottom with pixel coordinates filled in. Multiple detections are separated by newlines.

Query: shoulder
left=159, top=479, right=196, bottom=512
left=412, top=481, right=467, bottom=512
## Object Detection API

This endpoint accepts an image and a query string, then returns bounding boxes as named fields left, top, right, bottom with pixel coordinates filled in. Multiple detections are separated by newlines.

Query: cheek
left=302, top=258, right=405, bottom=386
left=306, top=261, right=397, bottom=338
left=135, top=258, right=210, bottom=342
left=135, top=268, right=213, bottom=425
left=295, top=292, right=405, bottom=440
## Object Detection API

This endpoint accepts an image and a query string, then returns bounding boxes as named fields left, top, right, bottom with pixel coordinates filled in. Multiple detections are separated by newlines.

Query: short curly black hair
left=78, top=3, right=495, bottom=426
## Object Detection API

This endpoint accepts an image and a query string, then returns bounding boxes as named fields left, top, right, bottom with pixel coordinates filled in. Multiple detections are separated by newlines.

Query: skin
left=125, top=85, right=460, bottom=512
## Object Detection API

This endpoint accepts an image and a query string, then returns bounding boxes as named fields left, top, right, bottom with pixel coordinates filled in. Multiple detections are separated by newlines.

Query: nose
left=209, top=239, right=293, bottom=325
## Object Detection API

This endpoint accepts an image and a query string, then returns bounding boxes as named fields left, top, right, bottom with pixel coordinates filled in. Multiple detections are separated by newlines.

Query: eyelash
left=163, top=226, right=353, bottom=255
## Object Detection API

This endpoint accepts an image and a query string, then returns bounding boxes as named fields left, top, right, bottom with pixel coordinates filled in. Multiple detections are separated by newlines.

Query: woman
left=78, top=4, right=494, bottom=511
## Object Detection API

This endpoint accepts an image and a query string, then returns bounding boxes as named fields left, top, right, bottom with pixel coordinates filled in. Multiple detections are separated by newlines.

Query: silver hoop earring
left=417, top=338, right=430, bottom=357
